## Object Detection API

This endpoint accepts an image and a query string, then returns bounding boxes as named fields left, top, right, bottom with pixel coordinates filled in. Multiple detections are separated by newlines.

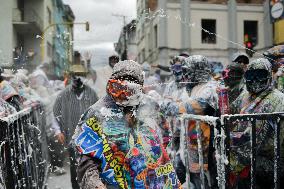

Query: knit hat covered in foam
left=111, top=60, right=144, bottom=85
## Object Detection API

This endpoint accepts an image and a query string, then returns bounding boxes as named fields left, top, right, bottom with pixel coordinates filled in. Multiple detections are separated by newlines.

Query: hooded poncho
left=53, top=85, right=98, bottom=144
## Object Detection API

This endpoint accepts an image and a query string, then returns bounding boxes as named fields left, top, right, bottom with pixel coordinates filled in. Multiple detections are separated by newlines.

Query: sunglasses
left=244, top=69, right=269, bottom=81
left=107, top=79, right=141, bottom=99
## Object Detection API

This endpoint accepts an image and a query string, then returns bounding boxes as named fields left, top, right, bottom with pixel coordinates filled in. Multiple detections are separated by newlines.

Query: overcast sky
left=63, top=0, right=136, bottom=66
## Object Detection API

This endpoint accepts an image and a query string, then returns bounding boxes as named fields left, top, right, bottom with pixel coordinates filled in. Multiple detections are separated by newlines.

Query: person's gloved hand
left=56, top=133, right=65, bottom=144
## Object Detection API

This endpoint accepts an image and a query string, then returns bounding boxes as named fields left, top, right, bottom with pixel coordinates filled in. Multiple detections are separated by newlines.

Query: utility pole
left=112, top=14, right=128, bottom=60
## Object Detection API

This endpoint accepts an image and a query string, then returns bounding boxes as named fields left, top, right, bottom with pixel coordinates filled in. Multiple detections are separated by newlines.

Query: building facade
left=0, top=0, right=52, bottom=71
left=115, top=20, right=138, bottom=61
left=52, top=0, right=75, bottom=77
left=136, top=0, right=273, bottom=67
left=0, top=0, right=74, bottom=77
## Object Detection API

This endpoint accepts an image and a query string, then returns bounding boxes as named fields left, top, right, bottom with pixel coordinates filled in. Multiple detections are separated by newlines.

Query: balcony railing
left=13, top=8, right=43, bottom=32
left=168, top=112, right=284, bottom=189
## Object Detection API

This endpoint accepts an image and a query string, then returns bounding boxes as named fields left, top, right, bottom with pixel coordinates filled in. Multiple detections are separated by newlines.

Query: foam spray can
left=217, top=79, right=230, bottom=115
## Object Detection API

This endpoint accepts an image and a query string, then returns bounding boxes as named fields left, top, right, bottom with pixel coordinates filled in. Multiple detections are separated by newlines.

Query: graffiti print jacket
left=73, top=94, right=181, bottom=189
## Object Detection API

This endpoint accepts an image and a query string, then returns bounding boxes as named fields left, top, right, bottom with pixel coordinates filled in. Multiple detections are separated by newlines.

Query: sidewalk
left=47, top=164, right=72, bottom=189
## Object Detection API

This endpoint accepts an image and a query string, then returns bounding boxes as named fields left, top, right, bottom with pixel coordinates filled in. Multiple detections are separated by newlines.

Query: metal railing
left=222, top=113, right=284, bottom=189
left=0, top=104, right=48, bottom=189
left=176, top=112, right=284, bottom=189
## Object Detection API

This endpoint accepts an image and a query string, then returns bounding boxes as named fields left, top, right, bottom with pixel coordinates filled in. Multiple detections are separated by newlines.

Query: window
left=47, top=42, right=53, bottom=57
left=47, top=7, right=52, bottom=24
left=244, top=20, right=258, bottom=46
left=201, top=19, right=216, bottom=44
left=154, top=25, right=158, bottom=48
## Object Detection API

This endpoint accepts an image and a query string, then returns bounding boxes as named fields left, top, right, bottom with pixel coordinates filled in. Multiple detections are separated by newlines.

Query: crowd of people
left=0, top=44, right=284, bottom=189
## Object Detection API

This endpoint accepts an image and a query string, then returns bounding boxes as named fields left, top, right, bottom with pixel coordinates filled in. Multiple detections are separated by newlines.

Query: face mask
left=72, top=76, right=85, bottom=94
left=244, top=69, right=271, bottom=94
left=223, top=69, right=243, bottom=88
left=171, top=64, right=184, bottom=82
left=107, top=79, right=142, bottom=107
left=246, top=79, right=270, bottom=94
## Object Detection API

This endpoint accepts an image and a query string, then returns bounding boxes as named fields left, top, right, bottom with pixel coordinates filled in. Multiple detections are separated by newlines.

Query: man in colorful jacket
left=73, top=60, right=181, bottom=189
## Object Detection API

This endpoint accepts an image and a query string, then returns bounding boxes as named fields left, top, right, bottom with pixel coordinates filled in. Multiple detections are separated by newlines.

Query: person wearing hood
left=163, top=55, right=219, bottom=189
left=263, top=44, right=284, bottom=92
left=230, top=58, right=284, bottom=189
left=29, top=62, right=56, bottom=106
left=222, top=63, right=245, bottom=104
left=152, top=52, right=190, bottom=73
left=73, top=60, right=181, bottom=189
left=0, top=68, right=23, bottom=111
left=160, top=55, right=192, bottom=184
left=30, top=62, right=52, bottom=90
left=10, top=69, right=41, bottom=107
left=163, top=55, right=190, bottom=101
left=92, top=54, right=120, bottom=98
left=85, top=68, right=97, bottom=91
left=142, top=62, right=161, bottom=94
left=53, top=71, right=98, bottom=189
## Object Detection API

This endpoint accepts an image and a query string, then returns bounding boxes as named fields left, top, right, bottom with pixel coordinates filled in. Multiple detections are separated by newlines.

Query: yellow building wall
left=274, top=19, right=284, bottom=45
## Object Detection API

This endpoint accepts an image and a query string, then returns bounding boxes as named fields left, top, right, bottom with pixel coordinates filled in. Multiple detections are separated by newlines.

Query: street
left=47, top=164, right=72, bottom=189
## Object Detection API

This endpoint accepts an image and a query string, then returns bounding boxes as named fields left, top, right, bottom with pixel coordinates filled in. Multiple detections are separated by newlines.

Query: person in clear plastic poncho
left=230, top=58, right=284, bottom=189
left=263, top=44, right=284, bottom=92
left=162, top=55, right=219, bottom=189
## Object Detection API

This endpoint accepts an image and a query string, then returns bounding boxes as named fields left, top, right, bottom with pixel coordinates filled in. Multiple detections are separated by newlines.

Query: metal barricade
left=180, top=114, right=220, bottom=189
left=222, top=113, right=284, bottom=189
left=0, top=104, right=48, bottom=189
left=177, top=113, right=284, bottom=189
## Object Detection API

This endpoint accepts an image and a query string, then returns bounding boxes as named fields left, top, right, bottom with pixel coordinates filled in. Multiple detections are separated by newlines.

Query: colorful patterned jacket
left=73, top=94, right=181, bottom=189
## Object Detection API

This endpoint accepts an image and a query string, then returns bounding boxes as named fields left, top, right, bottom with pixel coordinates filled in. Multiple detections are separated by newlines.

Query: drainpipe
left=227, top=0, right=237, bottom=61
left=181, top=0, right=191, bottom=53
left=158, top=0, right=168, bottom=67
